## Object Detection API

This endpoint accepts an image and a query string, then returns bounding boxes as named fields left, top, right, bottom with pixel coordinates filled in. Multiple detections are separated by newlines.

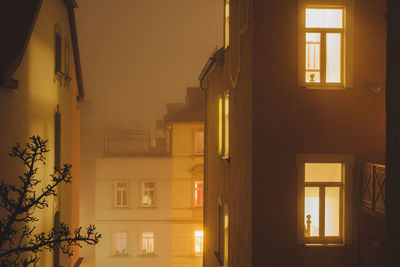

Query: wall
left=0, top=0, right=81, bottom=266
left=204, top=0, right=254, bottom=266
left=252, top=0, right=386, bottom=266
left=94, top=121, right=203, bottom=267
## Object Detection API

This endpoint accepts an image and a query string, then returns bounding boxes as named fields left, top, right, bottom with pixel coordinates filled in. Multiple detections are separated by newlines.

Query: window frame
left=296, top=154, right=353, bottom=245
left=217, top=93, right=230, bottom=160
left=113, top=231, right=128, bottom=256
left=114, top=181, right=128, bottom=208
left=297, top=0, right=354, bottom=89
left=193, top=128, right=205, bottom=155
left=224, top=0, right=230, bottom=49
left=140, top=231, right=155, bottom=255
left=194, top=230, right=204, bottom=256
left=193, top=181, right=204, bottom=207
left=140, top=181, right=156, bottom=208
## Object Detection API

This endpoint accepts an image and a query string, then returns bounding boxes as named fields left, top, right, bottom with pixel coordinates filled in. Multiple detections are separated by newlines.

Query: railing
left=104, top=129, right=151, bottom=154
left=361, top=163, right=386, bottom=215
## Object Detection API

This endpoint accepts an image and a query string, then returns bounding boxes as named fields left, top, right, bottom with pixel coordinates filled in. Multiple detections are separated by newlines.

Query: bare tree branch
left=0, top=136, right=101, bottom=265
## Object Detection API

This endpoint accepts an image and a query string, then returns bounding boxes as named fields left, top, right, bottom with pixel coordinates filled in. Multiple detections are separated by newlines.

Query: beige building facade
left=0, top=0, right=84, bottom=266
left=94, top=88, right=204, bottom=267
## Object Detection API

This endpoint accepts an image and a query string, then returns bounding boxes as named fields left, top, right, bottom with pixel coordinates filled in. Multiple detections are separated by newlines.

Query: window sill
left=139, top=253, right=157, bottom=257
left=303, top=243, right=345, bottom=247
left=218, top=155, right=231, bottom=165
left=302, top=85, right=346, bottom=90
left=114, top=206, right=129, bottom=209
left=112, top=253, right=131, bottom=258
left=138, top=206, right=157, bottom=209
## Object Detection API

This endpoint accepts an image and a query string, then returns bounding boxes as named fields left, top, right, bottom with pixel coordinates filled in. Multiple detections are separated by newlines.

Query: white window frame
left=141, top=181, right=156, bottom=208
left=114, top=181, right=128, bottom=208
left=298, top=0, right=354, bottom=89
left=194, top=230, right=204, bottom=256
left=113, top=231, right=128, bottom=255
left=296, top=154, right=353, bottom=245
left=193, top=129, right=205, bottom=155
left=140, top=231, right=155, bottom=255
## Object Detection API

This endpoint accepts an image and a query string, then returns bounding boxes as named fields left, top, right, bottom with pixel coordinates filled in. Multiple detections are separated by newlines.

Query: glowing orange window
left=305, top=8, right=343, bottom=87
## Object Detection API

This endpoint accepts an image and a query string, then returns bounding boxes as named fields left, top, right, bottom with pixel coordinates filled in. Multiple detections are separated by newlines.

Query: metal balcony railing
left=361, top=163, right=386, bottom=215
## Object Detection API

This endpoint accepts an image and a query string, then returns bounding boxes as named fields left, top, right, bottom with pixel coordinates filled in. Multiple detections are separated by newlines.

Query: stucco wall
left=252, top=0, right=386, bottom=266
left=0, top=0, right=81, bottom=266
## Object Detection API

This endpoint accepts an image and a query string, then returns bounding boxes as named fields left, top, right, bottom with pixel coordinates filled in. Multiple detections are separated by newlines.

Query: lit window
left=115, top=181, right=128, bottom=208
left=297, top=155, right=353, bottom=244
left=114, top=232, right=128, bottom=255
left=194, top=181, right=204, bottom=207
left=218, top=97, right=223, bottom=155
left=217, top=94, right=230, bottom=158
left=225, top=0, right=230, bottom=48
left=141, top=182, right=156, bottom=207
left=194, top=231, right=203, bottom=255
left=194, top=130, right=204, bottom=155
left=141, top=232, right=154, bottom=255
left=224, top=207, right=229, bottom=265
left=224, top=94, right=230, bottom=158
left=301, top=7, right=344, bottom=87
left=216, top=202, right=229, bottom=265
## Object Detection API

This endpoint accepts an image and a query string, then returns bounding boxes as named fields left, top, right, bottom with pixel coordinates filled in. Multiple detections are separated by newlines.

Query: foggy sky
left=76, top=0, right=222, bottom=153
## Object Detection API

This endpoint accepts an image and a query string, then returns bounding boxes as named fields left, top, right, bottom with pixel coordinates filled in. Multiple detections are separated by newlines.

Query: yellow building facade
left=0, top=0, right=84, bottom=266
left=93, top=88, right=204, bottom=267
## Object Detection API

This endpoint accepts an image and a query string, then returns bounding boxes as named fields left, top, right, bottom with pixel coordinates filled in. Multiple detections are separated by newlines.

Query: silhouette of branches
left=0, top=136, right=101, bottom=266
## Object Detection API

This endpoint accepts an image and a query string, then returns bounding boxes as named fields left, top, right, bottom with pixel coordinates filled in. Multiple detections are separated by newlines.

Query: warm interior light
left=304, top=163, right=343, bottom=239
left=306, top=33, right=321, bottom=83
left=305, top=187, right=319, bottom=236
left=195, top=231, right=203, bottom=253
left=326, top=33, right=341, bottom=83
left=224, top=213, right=229, bottom=264
left=225, top=0, right=230, bottom=48
left=306, top=8, right=343, bottom=28
left=224, top=95, right=229, bottom=157
left=325, top=187, right=340, bottom=236
left=218, top=98, right=223, bottom=155
left=142, top=232, right=154, bottom=254
left=305, top=163, right=342, bottom=182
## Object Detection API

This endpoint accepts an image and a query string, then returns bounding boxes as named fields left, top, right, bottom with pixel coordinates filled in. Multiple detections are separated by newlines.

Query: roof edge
left=0, top=0, right=43, bottom=89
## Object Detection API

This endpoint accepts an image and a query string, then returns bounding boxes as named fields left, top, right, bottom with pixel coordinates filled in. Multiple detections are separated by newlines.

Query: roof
left=164, top=87, right=204, bottom=123
left=0, top=0, right=84, bottom=101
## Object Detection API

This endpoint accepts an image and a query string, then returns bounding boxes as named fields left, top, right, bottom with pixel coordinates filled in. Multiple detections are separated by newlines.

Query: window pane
left=306, top=9, right=343, bottom=28
left=218, top=98, right=223, bottom=155
left=325, top=187, right=340, bottom=236
left=305, top=187, right=319, bottom=237
left=306, top=33, right=320, bottom=83
left=305, top=163, right=342, bottom=182
left=326, top=33, right=341, bottom=83
left=116, top=191, right=121, bottom=206
left=224, top=95, right=229, bottom=157
left=195, top=231, right=203, bottom=253
left=122, top=191, right=127, bottom=206
left=115, top=232, right=128, bottom=254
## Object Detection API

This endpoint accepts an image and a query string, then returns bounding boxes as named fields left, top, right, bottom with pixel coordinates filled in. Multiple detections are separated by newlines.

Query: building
left=0, top=0, right=84, bottom=266
left=199, top=0, right=387, bottom=267
left=93, top=87, right=204, bottom=267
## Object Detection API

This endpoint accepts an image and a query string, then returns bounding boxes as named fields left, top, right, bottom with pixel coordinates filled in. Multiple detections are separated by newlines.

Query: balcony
left=361, top=163, right=386, bottom=215
left=104, top=129, right=169, bottom=156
